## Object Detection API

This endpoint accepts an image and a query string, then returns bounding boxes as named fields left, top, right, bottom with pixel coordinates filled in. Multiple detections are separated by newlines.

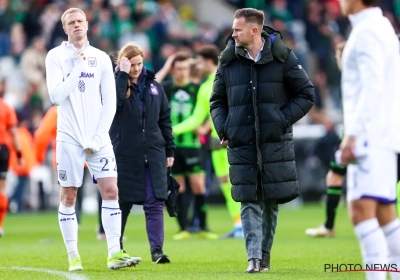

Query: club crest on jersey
left=59, top=170, right=67, bottom=181
left=79, top=72, right=94, bottom=78
left=150, top=84, right=158, bottom=95
left=78, top=80, right=85, bottom=92
left=88, top=57, right=97, bottom=67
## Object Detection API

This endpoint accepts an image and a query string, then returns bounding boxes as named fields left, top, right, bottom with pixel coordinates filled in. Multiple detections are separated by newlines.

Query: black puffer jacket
left=110, top=68, right=175, bottom=204
left=210, top=26, right=315, bottom=204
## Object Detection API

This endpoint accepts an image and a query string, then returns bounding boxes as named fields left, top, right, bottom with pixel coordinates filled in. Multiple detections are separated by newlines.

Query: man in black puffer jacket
left=210, top=8, right=314, bottom=273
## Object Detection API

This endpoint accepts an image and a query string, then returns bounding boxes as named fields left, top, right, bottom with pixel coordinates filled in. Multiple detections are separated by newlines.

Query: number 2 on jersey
left=100, top=158, right=117, bottom=171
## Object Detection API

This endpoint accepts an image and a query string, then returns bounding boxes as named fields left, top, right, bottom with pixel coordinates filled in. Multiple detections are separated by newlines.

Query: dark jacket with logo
left=110, top=68, right=175, bottom=204
left=210, top=26, right=315, bottom=204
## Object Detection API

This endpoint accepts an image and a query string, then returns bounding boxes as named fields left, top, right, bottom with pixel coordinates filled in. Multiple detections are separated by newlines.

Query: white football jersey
left=45, top=41, right=116, bottom=150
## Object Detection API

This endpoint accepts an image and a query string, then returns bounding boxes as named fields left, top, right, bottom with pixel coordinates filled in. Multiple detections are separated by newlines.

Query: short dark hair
left=171, top=51, right=191, bottom=68
left=196, top=45, right=220, bottom=66
left=362, top=0, right=378, bottom=6
left=234, top=8, right=264, bottom=27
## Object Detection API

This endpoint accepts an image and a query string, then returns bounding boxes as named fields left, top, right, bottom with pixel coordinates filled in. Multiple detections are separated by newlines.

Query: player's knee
left=192, top=187, right=205, bottom=195
left=101, top=185, right=118, bottom=200
left=60, top=188, right=78, bottom=206
left=349, top=200, right=376, bottom=225
left=178, top=185, right=186, bottom=194
left=326, top=170, right=343, bottom=186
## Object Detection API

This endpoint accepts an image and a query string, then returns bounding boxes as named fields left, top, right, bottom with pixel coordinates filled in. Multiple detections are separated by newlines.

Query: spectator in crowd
left=20, top=36, right=48, bottom=110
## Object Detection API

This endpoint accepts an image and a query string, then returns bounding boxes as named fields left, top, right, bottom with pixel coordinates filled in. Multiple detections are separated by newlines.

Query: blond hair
left=61, top=8, right=86, bottom=26
left=117, top=42, right=144, bottom=99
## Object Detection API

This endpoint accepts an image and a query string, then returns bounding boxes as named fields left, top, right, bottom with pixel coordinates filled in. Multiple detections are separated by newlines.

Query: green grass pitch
left=0, top=204, right=367, bottom=279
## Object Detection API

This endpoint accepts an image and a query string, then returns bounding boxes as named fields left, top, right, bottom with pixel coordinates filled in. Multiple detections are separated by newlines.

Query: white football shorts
left=56, top=141, right=117, bottom=187
left=347, top=146, right=397, bottom=204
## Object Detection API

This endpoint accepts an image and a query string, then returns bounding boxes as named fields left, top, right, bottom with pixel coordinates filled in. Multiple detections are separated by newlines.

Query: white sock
left=382, top=218, right=400, bottom=280
left=58, top=203, right=79, bottom=261
left=354, top=218, right=388, bottom=280
left=102, top=200, right=122, bottom=257
left=234, top=221, right=242, bottom=228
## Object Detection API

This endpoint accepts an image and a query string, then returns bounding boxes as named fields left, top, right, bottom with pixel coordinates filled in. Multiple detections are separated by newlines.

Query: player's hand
left=339, top=135, right=357, bottom=164
left=335, top=41, right=346, bottom=72
left=221, top=140, right=228, bottom=147
left=166, top=157, right=174, bottom=167
left=195, top=125, right=210, bottom=136
left=162, top=53, right=176, bottom=72
left=120, top=57, right=131, bottom=73
left=84, top=148, right=94, bottom=154
left=73, top=50, right=86, bottom=61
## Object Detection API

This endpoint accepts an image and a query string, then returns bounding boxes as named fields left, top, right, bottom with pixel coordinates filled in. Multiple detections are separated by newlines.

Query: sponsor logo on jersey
left=79, top=72, right=94, bottom=78
left=88, top=57, right=97, bottom=67
left=78, top=80, right=85, bottom=92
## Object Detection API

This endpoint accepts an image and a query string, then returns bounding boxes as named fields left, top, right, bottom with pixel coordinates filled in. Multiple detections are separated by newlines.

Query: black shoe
left=261, top=251, right=270, bottom=271
left=245, top=258, right=260, bottom=273
left=151, top=249, right=170, bottom=264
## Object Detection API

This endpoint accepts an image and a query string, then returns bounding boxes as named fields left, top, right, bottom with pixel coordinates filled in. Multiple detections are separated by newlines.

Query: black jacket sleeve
left=157, top=83, right=175, bottom=157
left=282, top=50, right=315, bottom=126
left=115, top=71, right=129, bottom=106
left=210, top=65, right=229, bottom=140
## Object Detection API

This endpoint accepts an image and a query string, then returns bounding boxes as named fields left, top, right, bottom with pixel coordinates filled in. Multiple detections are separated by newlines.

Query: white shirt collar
left=245, top=38, right=265, bottom=62
left=349, top=7, right=382, bottom=28
left=61, top=41, right=90, bottom=50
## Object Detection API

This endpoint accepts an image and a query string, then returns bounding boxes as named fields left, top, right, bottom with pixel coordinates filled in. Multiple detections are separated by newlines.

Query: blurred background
left=1, top=0, right=397, bottom=213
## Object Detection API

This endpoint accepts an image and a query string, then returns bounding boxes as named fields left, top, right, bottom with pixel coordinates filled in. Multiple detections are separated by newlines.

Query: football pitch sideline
left=0, top=204, right=365, bottom=279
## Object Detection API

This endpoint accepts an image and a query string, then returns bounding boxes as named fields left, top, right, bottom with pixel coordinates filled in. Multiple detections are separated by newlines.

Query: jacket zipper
left=251, top=65, right=264, bottom=202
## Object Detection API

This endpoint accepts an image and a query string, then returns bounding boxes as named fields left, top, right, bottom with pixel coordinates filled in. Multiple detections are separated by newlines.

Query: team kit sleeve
left=158, top=85, right=176, bottom=158
left=45, top=50, right=86, bottom=106
left=33, top=107, right=57, bottom=164
left=172, top=81, right=210, bottom=136
left=6, top=104, right=18, bottom=128
left=344, top=31, right=385, bottom=137
left=88, top=54, right=117, bottom=152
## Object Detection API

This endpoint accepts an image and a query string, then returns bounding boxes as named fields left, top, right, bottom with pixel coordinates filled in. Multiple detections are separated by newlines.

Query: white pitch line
left=0, top=266, right=88, bottom=280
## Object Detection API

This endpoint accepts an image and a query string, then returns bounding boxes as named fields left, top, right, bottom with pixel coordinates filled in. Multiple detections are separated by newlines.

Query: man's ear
left=252, top=27, right=259, bottom=36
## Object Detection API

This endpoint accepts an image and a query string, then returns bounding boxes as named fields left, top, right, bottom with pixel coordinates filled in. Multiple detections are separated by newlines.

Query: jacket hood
left=219, top=25, right=290, bottom=66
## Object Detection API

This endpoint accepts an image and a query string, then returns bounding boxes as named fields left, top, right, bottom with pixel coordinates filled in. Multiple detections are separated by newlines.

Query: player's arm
left=45, top=50, right=85, bottom=106
left=172, top=83, right=210, bottom=136
left=345, top=31, right=384, bottom=136
left=87, top=54, right=117, bottom=153
left=115, top=71, right=129, bottom=106
left=155, top=54, right=176, bottom=83
left=281, top=51, right=315, bottom=127
left=34, top=107, right=57, bottom=163
left=158, top=84, right=175, bottom=158
left=195, top=117, right=211, bottom=136
left=210, top=66, right=228, bottom=141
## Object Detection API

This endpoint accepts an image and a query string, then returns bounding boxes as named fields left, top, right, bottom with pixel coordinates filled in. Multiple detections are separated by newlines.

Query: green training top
left=172, top=72, right=219, bottom=139
left=162, top=81, right=201, bottom=148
